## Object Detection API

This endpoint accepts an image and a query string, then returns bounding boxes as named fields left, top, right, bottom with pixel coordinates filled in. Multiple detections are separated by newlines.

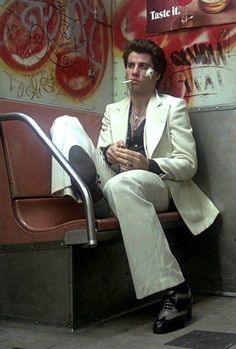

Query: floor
left=1, top=294, right=236, bottom=349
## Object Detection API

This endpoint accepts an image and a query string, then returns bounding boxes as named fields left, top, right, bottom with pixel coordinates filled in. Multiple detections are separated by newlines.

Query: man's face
left=125, top=52, right=160, bottom=94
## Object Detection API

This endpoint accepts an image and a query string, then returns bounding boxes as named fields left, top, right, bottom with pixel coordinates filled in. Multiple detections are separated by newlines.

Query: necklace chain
left=132, top=108, right=146, bottom=118
left=131, top=106, right=146, bottom=137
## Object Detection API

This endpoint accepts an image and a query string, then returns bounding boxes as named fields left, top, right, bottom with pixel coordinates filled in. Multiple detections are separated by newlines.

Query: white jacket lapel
left=145, top=93, right=170, bottom=158
left=110, top=98, right=130, bottom=143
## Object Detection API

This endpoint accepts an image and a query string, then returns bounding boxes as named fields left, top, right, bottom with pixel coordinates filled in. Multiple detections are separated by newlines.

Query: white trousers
left=51, top=116, right=185, bottom=299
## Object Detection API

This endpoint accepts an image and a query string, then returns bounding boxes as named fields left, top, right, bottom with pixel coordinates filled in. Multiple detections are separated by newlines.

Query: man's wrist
left=101, top=145, right=112, bottom=164
left=148, top=159, right=164, bottom=175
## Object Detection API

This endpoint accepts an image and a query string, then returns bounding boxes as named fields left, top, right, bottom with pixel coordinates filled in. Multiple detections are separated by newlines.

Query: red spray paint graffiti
left=0, top=0, right=110, bottom=99
left=0, top=0, right=60, bottom=70
left=151, top=23, right=236, bottom=104
left=112, top=0, right=236, bottom=105
left=113, top=0, right=146, bottom=51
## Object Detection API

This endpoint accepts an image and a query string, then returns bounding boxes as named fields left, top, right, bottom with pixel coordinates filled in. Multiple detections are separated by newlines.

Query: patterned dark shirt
left=103, top=109, right=163, bottom=175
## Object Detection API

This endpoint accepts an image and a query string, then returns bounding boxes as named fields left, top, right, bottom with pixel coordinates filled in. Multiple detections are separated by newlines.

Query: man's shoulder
left=158, top=93, right=187, bottom=107
left=159, top=93, right=186, bottom=104
left=106, top=97, right=130, bottom=110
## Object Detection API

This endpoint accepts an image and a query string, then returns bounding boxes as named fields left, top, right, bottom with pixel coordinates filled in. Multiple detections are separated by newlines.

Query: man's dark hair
left=122, top=38, right=167, bottom=89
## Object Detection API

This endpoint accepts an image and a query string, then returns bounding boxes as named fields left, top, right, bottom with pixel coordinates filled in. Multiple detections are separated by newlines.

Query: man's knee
left=103, top=172, right=141, bottom=198
left=51, top=115, right=85, bottom=136
left=103, top=171, right=169, bottom=212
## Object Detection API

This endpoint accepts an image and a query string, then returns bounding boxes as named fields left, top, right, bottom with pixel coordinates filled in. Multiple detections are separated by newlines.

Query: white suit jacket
left=97, top=91, right=219, bottom=235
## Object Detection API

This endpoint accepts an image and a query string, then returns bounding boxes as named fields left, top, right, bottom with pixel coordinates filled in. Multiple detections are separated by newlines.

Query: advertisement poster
left=147, top=0, right=236, bottom=33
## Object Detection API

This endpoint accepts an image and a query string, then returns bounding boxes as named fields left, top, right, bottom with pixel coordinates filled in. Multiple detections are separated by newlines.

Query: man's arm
left=97, top=105, right=113, bottom=150
left=153, top=98, right=197, bottom=181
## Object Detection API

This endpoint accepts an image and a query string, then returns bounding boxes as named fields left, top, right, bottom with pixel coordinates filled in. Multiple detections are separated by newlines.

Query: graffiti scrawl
left=0, top=0, right=110, bottom=99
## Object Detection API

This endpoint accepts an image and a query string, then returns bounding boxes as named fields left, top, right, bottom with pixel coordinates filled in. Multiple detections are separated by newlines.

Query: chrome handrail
left=0, top=112, right=97, bottom=247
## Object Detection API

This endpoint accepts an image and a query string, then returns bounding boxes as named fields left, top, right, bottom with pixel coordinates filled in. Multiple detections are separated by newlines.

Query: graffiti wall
left=113, top=0, right=236, bottom=108
left=0, top=0, right=235, bottom=110
left=0, top=0, right=112, bottom=111
left=154, top=23, right=236, bottom=107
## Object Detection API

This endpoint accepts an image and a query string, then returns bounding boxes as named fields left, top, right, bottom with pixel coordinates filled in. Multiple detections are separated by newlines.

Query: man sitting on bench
left=50, top=38, right=219, bottom=334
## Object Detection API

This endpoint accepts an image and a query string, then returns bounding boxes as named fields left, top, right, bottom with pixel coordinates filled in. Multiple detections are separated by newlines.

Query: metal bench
left=0, top=98, right=184, bottom=328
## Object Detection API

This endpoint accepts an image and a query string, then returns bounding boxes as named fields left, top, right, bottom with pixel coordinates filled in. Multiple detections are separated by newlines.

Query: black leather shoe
left=69, top=145, right=103, bottom=203
left=153, top=288, right=193, bottom=334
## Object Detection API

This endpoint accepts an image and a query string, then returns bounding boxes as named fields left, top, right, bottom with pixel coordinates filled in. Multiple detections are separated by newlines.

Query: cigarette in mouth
left=121, top=79, right=132, bottom=84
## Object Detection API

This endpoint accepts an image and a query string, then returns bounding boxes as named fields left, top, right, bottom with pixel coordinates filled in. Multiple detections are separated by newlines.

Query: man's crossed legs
left=51, top=115, right=193, bottom=333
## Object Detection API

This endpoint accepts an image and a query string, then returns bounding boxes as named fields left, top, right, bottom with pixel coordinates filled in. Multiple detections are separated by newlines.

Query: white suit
left=51, top=91, right=219, bottom=299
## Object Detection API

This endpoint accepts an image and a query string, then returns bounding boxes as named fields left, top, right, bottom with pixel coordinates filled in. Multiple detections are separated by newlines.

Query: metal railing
left=0, top=112, right=97, bottom=247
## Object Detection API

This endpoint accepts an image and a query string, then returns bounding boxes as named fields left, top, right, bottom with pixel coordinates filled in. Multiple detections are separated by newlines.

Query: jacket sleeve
left=154, top=98, right=197, bottom=181
left=97, top=105, right=113, bottom=149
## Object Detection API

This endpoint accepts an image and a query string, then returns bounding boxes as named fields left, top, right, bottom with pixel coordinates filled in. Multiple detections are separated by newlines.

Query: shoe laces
left=163, top=293, right=176, bottom=311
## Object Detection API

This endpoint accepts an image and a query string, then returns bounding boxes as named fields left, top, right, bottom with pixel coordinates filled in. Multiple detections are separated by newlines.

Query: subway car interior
left=0, top=0, right=236, bottom=348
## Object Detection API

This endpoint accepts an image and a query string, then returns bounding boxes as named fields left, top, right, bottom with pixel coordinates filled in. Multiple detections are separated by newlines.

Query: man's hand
left=114, top=147, right=149, bottom=171
left=105, top=140, right=125, bottom=165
